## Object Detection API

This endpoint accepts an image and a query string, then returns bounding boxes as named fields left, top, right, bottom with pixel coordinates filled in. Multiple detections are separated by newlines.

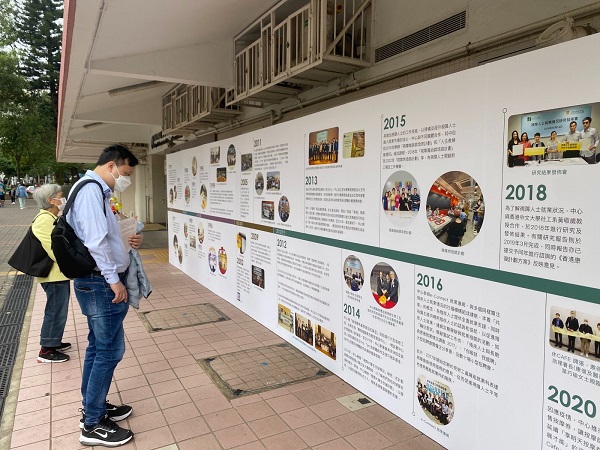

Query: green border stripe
left=275, top=228, right=599, bottom=304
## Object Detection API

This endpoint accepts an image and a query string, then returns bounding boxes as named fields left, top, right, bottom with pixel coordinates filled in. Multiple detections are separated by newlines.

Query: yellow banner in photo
left=525, top=147, right=545, bottom=156
left=558, top=142, right=581, bottom=151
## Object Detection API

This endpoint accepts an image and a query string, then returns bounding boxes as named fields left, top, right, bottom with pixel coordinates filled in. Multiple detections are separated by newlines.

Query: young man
left=580, top=117, right=599, bottom=164
left=551, top=313, right=564, bottom=348
left=565, top=311, right=579, bottom=353
left=67, top=144, right=142, bottom=447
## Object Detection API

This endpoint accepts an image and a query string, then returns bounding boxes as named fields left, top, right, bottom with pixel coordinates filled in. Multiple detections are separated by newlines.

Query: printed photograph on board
left=370, top=262, right=399, bottom=309
left=315, top=324, right=336, bottom=360
left=200, top=184, right=208, bottom=209
left=184, top=185, right=190, bottom=204
left=191, top=156, right=198, bottom=176
left=278, top=304, right=293, bottom=333
left=210, top=146, right=220, bottom=164
left=208, top=247, right=217, bottom=273
left=216, top=167, right=227, bottom=183
left=426, top=171, right=484, bottom=247
left=198, top=223, right=204, bottom=245
left=173, top=235, right=179, bottom=255
left=549, top=307, right=600, bottom=357
left=343, top=130, right=365, bottom=158
left=343, top=255, right=364, bottom=292
left=506, top=103, right=599, bottom=167
left=255, top=172, right=264, bottom=195
left=278, top=196, right=290, bottom=222
left=308, top=127, right=339, bottom=165
left=237, top=232, right=246, bottom=254
left=266, top=171, right=280, bottom=191
left=261, top=201, right=275, bottom=220
left=169, top=187, right=174, bottom=205
left=252, top=265, right=265, bottom=288
left=177, top=246, right=183, bottom=264
left=382, top=170, right=420, bottom=227
left=417, top=375, right=454, bottom=426
left=295, top=313, right=313, bottom=345
left=189, top=234, right=196, bottom=249
left=218, top=247, right=227, bottom=274
left=183, top=223, right=188, bottom=238
left=241, top=153, right=253, bottom=172
left=227, top=144, right=236, bottom=167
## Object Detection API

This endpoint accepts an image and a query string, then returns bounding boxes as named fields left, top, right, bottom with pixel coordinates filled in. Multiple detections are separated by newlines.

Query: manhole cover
left=200, top=343, right=330, bottom=399
left=139, top=303, right=229, bottom=332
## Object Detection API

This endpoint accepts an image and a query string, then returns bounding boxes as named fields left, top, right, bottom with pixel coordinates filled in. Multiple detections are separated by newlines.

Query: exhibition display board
left=166, top=34, right=600, bottom=449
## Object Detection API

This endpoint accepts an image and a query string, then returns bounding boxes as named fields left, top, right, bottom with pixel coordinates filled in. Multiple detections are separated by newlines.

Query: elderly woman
left=32, top=184, right=71, bottom=363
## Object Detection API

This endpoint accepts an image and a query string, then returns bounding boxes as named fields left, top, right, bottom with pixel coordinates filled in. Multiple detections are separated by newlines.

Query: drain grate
left=139, top=303, right=230, bottom=332
left=200, top=343, right=330, bottom=399
left=0, top=273, right=34, bottom=420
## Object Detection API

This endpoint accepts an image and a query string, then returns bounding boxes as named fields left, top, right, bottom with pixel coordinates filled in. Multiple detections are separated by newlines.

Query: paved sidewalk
left=0, top=205, right=445, bottom=450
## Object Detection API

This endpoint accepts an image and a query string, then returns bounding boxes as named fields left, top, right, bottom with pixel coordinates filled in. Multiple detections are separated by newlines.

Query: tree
left=16, top=0, right=62, bottom=126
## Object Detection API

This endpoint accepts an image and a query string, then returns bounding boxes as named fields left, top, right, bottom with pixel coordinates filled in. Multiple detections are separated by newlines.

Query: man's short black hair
left=534, top=132, right=541, bottom=137
left=96, top=144, right=139, bottom=167
left=583, top=116, right=592, bottom=123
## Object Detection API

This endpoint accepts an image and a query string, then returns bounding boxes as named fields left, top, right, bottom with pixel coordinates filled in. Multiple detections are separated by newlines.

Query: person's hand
left=129, top=234, right=143, bottom=249
left=110, top=281, right=128, bottom=303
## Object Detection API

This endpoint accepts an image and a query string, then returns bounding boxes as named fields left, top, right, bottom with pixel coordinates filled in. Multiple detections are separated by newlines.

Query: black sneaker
left=80, top=416, right=133, bottom=447
left=37, top=349, right=70, bottom=363
left=79, top=402, right=133, bottom=429
left=55, top=342, right=72, bottom=351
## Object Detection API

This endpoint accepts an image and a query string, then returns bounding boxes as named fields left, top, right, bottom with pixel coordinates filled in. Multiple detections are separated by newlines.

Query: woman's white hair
left=32, top=184, right=62, bottom=209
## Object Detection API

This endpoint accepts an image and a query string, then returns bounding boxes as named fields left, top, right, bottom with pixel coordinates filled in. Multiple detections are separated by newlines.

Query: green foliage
left=0, top=0, right=84, bottom=181
left=16, top=0, right=62, bottom=125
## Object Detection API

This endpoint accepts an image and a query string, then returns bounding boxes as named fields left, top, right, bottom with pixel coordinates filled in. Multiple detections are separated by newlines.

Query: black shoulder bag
left=8, top=213, right=54, bottom=277
left=51, top=179, right=106, bottom=279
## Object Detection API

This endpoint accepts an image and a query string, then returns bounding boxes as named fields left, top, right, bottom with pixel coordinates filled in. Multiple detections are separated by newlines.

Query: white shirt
left=563, top=130, right=581, bottom=142
left=580, top=126, right=600, bottom=157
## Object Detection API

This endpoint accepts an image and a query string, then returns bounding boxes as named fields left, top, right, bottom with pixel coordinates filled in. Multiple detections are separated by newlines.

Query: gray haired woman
left=31, top=184, right=71, bottom=363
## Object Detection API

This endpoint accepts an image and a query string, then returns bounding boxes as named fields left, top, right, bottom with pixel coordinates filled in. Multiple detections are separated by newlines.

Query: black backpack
left=51, top=178, right=106, bottom=278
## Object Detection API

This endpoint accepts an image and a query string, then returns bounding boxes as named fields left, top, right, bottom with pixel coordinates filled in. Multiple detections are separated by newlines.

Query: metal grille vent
left=375, top=11, right=466, bottom=62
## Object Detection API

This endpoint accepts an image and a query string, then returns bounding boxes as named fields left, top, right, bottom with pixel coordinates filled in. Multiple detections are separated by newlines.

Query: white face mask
left=52, top=197, right=67, bottom=211
left=111, top=166, right=132, bottom=192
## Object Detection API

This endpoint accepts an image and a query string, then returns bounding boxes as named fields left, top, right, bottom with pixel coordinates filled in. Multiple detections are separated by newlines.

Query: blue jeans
left=74, top=273, right=128, bottom=426
left=40, top=281, right=70, bottom=348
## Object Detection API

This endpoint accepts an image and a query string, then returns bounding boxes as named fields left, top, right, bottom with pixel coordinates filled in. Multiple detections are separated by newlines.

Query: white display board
left=166, top=34, right=600, bottom=450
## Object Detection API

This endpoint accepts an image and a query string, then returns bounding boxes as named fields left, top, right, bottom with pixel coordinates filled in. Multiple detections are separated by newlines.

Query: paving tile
left=309, top=398, right=353, bottom=420
left=50, top=430, right=87, bottom=450
left=196, top=394, right=233, bottom=415
left=311, top=437, right=355, bottom=450
left=169, top=416, right=211, bottom=441
left=132, top=425, right=175, bottom=450
left=265, top=394, right=305, bottom=414
left=247, top=415, right=291, bottom=439
left=127, top=410, right=167, bottom=433
left=326, top=413, right=371, bottom=436
left=51, top=401, right=82, bottom=422
left=214, top=423, right=258, bottom=449
left=161, top=402, right=200, bottom=425
left=9, top=423, right=50, bottom=447
left=119, top=385, right=155, bottom=404
left=354, top=404, right=397, bottom=426
left=374, top=418, right=422, bottom=444
left=383, top=434, right=446, bottom=450
left=150, top=378, right=184, bottom=396
left=294, top=421, right=340, bottom=447
left=145, top=369, right=177, bottom=384
left=116, top=374, right=148, bottom=391
left=280, top=407, right=321, bottom=429
left=235, top=400, right=276, bottom=422
left=17, top=384, right=51, bottom=402
left=12, top=408, right=50, bottom=431
left=19, top=373, right=51, bottom=388
left=344, top=428, right=393, bottom=450
left=156, top=390, right=192, bottom=409
left=260, top=430, right=308, bottom=450
left=15, top=396, right=51, bottom=415
left=178, top=433, right=222, bottom=450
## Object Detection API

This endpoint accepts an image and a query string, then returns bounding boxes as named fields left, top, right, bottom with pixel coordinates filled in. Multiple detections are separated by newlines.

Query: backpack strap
left=64, top=178, right=107, bottom=217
